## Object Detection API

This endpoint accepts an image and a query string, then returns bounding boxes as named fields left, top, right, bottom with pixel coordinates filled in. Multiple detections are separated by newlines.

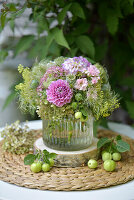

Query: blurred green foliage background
left=0, top=0, right=134, bottom=125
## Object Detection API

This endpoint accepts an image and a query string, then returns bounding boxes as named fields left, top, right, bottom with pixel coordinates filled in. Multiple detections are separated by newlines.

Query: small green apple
left=103, top=160, right=116, bottom=172
left=102, top=152, right=112, bottom=161
left=30, top=162, right=42, bottom=173
left=75, top=112, right=82, bottom=119
left=112, top=152, right=121, bottom=161
left=88, top=159, right=98, bottom=169
left=42, top=163, right=50, bottom=172
left=49, top=158, right=54, bottom=167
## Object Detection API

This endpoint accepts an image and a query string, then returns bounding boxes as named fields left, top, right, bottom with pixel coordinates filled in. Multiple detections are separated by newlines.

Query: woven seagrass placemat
left=0, top=129, right=134, bottom=191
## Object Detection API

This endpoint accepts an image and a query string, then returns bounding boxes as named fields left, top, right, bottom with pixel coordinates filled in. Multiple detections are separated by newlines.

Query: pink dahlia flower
left=37, top=66, right=65, bottom=94
left=46, top=79, right=73, bottom=107
left=75, top=78, right=88, bottom=91
left=62, top=56, right=90, bottom=75
left=84, top=64, right=100, bottom=77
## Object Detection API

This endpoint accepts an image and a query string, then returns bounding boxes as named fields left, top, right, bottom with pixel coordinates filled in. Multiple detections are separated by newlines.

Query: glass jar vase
left=42, top=115, right=94, bottom=151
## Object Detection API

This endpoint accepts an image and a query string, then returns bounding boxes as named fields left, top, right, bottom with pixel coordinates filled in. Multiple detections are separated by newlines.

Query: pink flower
left=74, top=78, right=88, bottom=91
left=91, top=77, right=100, bottom=84
left=46, top=79, right=73, bottom=107
left=84, top=64, right=100, bottom=77
left=43, top=66, right=65, bottom=81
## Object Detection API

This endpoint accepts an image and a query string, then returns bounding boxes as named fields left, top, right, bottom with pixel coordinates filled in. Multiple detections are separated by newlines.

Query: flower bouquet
left=16, top=56, right=119, bottom=151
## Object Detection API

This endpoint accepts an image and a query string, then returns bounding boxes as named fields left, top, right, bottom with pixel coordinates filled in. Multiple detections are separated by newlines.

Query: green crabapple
left=75, top=112, right=82, bottom=119
left=101, top=150, right=107, bottom=156
left=102, top=152, right=112, bottom=161
left=103, top=160, right=116, bottom=172
left=30, top=162, right=42, bottom=173
left=88, top=159, right=98, bottom=169
left=112, top=152, right=121, bottom=161
left=42, top=163, right=50, bottom=172
left=49, top=158, right=54, bottom=167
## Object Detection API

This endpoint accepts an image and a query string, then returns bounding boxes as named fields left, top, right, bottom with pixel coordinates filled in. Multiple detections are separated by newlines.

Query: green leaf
left=95, top=40, right=108, bottom=61
left=58, top=3, right=72, bottom=24
left=81, top=108, right=88, bottom=117
left=76, top=35, right=95, bottom=59
left=10, top=20, right=15, bottom=32
left=111, top=143, right=118, bottom=153
left=2, top=92, right=16, bottom=110
left=14, top=35, right=34, bottom=56
left=86, top=57, right=96, bottom=64
left=0, top=50, right=8, bottom=62
left=11, top=5, right=26, bottom=19
left=116, top=135, right=122, bottom=141
left=49, top=153, right=57, bottom=159
left=116, top=140, right=130, bottom=152
left=37, top=16, right=48, bottom=34
left=48, top=41, right=60, bottom=57
left=24, top=154, right=35, bottom=165
left=28, top=37, right=45, bottom=58
left=128, top=0, right=134, bottom=6
left=1, top=12, right=7, bottom=29
left=41, top=33, right=54, bottom=57
left=106, top=10, right=119, bottom=35
left=70, top=48, right=78, bottom=57
left=97, top=137, right=111, bottom=149
left=71, top=3, right=85, bottom=19
left=43, top=149, right=49, bottom=156
left=121, top=0, right=133, bottom=16
left=53, top=28, right=70, bottom=49
left=43, top=150, right=50, bottom=164
left=126, top=101, right=134, bottom=119
left=71, top=22, right=89, bottom=36
left=7, top=3, right=17, bottom=11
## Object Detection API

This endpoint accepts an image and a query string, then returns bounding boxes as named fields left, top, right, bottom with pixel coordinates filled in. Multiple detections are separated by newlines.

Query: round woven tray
left=0, top=129, right=134, bottom=191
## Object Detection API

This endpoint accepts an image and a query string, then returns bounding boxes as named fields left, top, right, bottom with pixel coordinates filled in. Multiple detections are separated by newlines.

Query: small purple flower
left=37, top=66, right=65, bottom=95
left=74, top=78, right=88, bottom=91
left=62, top=56, right=90, bottom=75
left=43, top=66, right=65, bottom=81
left=46, top=79, right=73, bottom=107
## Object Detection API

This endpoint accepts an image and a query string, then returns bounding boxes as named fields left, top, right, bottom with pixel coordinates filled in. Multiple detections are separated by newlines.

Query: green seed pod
left=75, top=93, right=83, bottom=102
left=71, top=102, right=78, bottom=110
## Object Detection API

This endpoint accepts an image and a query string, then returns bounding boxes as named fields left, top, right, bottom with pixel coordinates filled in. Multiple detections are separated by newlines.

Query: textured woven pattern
left=0, top=129, right=134, bottom=191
